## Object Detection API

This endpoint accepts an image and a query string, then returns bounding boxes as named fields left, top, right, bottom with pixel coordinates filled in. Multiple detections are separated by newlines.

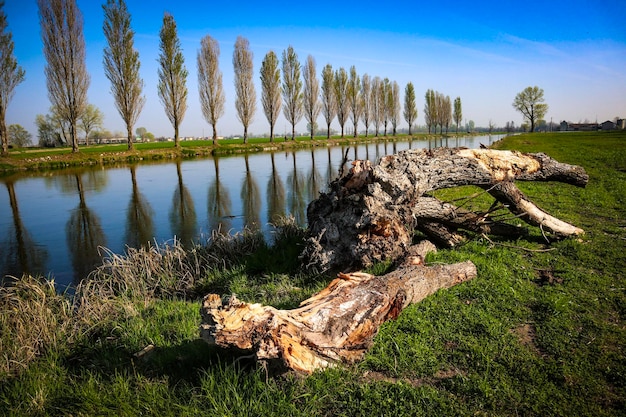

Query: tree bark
left=201, top=243, right=476, bottom=374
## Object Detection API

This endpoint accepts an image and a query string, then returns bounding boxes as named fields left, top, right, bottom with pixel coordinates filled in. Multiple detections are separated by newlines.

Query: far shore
left=0, top=131, right=498, bottom=175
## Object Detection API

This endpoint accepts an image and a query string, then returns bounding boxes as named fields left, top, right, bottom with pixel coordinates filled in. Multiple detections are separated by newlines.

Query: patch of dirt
left=511, top=323, right=546, bottom=357
left=534, top=268, right=564, bottom=286
left=361, top=367, right=466, bottom=387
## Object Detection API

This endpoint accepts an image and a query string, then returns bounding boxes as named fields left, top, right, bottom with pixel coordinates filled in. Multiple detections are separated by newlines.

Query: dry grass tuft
left=0, top=275, right=73, bottom=378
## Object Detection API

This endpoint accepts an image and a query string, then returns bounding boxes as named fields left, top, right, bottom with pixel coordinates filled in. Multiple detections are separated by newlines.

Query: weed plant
left=1, top=132, right=625, bottom=416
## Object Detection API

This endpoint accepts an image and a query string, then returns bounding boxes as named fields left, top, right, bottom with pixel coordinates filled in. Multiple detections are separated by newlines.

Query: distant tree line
left=1, top=0, right=557, bottom=154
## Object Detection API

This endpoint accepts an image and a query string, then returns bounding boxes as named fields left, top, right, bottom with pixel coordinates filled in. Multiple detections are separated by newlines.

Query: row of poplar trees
left=0, top=0, right=464, bottom=156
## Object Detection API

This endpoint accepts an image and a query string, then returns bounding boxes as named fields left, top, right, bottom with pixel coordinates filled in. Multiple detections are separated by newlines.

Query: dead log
left=200, top=243, right=476, bottom=374
left=302, top=148, right=588, bottom=272
left=199, top=148, right=587, bottom=374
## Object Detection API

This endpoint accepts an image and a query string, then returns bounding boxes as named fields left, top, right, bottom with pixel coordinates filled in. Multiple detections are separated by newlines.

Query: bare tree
left=302, top=54, right=320, bottom=140
left=320, top=63, right=335, bottom=139
left=334, top=67, right=348, bottom=138
left=360, top=73, right=371, bottom=137
left=79, top=104, right=103, bottom=145
left=197, top=34, right=225, bottom=145
left=403, top=82, right=417, bottom=135
left=381, top=78, right=391, bottom=136
left=103, top=0, right=144, bottom=150
left=431, top=92, right=449, bottom=135
left=38, top=0, right=89, bottom=153
left=282, top=45, right=302, bottom=141
left=0, top=1, right=25, bottom=156
left=347, top=66, right=361, bottom=138
left=390, top=80, right=401, bottom=136
left=260, top=50, right=281, bottom=142
left=233, top=36, right=256, bottom=143
left=371, top=76, right=383, bottom=136
left=424, top=89, right=436, bottom=134
left=453, top=96, right=462, bottom=134
left=443, top=95, right=451, bottom=134
left=157, top=12, right=187, bottom=148
left=433, top=91, right=448, bottom=134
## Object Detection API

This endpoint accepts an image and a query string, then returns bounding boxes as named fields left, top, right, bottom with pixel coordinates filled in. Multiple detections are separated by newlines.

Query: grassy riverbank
left=0, top=133, right=436, bottom=174
left=1, top=131, right=625, bottom=415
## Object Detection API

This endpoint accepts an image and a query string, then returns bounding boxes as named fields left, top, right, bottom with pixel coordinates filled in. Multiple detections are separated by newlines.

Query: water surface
left=0, top=135, right=503, bottom=289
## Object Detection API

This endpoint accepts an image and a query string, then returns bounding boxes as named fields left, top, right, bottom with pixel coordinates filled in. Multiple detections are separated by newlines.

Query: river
left=0, top=135, right=504, bottom=289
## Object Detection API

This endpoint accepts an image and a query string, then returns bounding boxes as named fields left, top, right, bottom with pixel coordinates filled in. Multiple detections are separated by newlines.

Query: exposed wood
left=200, top=244, right=476, bottom=374
left=303, top=148, right=588, bottom=272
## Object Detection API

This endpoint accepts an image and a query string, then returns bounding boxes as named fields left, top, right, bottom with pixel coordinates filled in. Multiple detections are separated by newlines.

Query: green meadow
left=1, top=131, right=624, bottom=416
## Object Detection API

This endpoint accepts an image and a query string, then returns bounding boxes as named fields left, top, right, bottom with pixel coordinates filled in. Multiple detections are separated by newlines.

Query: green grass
left=1, top=131, right=625, bottom=415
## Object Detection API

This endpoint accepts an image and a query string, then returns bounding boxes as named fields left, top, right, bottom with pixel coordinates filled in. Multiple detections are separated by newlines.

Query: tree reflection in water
left=307, top=149, right=322, bottom=203
left=65, top=173, right=106, bottom=285
left=241, top=154, right=261, bottom=231
left=169, top=161, right=197, bottom=246
left=326, top=147, right=338, bottom=185
left=207, top=157, right=232, bottom=235
left=267, top=152, right=285, bottom=224
left=125, top=165, right=155, bottom=248
left=287, top=151, right=307, bottom=226
left=0, top=181, right=48, bottom=282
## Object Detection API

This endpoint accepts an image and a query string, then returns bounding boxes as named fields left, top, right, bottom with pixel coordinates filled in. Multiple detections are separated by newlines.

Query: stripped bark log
left=200, top=242, right=476, bottom=374
left=302, top=148, right=588, bottom=272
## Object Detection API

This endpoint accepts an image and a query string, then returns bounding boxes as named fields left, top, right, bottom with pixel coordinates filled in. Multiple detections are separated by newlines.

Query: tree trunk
left=1, top=114, right=8, bottom=156
left=127, top=126, right=134, bottom=151
left=201, top=242, right=476, bottom=374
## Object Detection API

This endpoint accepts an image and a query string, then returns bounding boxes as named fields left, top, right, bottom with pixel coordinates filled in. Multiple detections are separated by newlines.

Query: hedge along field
left=0, top=131, right=624, bottom=416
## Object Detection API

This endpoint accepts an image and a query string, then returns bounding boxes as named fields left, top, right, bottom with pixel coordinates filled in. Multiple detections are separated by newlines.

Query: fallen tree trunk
left=201, top=243, right=476, bottom=373
left=302, top=148, right=588, bottom=271
left=200, top=148, right=587, bottom=374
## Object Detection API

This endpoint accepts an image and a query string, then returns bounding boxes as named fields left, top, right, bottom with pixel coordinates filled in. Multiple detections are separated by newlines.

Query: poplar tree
left=390, top=80, right=401, bottom=136
left=347, top=66, right=361, bottom=138
left=333, top=67, right=349, bottom=138
left=281, top=45, right=302, bottom=141
left=320, top=63, right=335, bottom=139
left=381, top=78, right=391, bottom=136
left=360, top=73, right=371, bottom=137
left=403, top=82, right=417, bottom=135
left=371, top=76, right=383, bottom=136
left=233, top=36, right=256, bottom=143
left=424, top=89, right=436, bottom=134
left=38, top=0, right=89, bottom=153
left=103, top=0, right=144, bottom=150
left=157, top=13, right=187, bottom=148
left=303, top=54, right=320, bottom=140
left=260, top=50, right=281, bottom=142
left=453, top=96, right=462, bottom=134
left=197, top=34, right=225, bottom=145
left=0, top=1, right=25, bottom=156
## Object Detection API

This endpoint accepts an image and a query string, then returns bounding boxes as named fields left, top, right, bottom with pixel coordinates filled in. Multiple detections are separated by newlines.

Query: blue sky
left=4, top=0, right=626, bottom=138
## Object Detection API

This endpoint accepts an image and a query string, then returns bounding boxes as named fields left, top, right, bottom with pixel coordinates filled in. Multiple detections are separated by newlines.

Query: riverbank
left=0, top=133, right=467, bottom=174
left=1, top=131, right=624, bottom=415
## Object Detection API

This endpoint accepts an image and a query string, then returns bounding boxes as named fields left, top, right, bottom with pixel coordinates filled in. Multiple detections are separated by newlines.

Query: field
left=1, top=131, right=624, bottom=416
